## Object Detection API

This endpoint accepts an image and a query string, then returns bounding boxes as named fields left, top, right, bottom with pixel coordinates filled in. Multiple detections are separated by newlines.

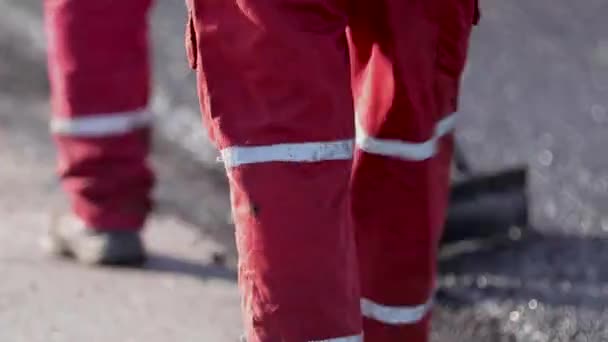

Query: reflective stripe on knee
left=220, top=139, right=354, bottom=167
left=361, top=296, right=434, bottom=325
left=309, top=333, right=363, bottom=342
left=356, top=113, right=456, bottom=161
left=51, top=108, right=153, bottom=137
left=240, top=333, right=363, bottom=342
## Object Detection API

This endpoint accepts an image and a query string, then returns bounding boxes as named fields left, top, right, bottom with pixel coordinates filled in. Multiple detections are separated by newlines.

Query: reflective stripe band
left=310, top=333, right=363, bottom=342
left=241, top=333, right=362, bottom=342
left=51, top=109, right=153, bottom=137
left=435, top=114, right=457, bottom=137
left=361, top=296, right=434, bottom=325
left=220, top=139, right=354, bottom=168
left=356, top=113, right=457, bottom=161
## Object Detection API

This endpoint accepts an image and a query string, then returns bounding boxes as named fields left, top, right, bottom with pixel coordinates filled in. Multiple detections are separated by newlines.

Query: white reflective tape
left=51, top=109, right=153, bottom=137
left=240, top=333, right=362, bottom=342
left=361, top=296, right=434, bottom=325
left=356, top=113, right=457, bottom=161
left=220, top=139, right=354, bottom=168
left=435, top=113, right=457, bottom=137
left=310, top=333, right=363, bottom=342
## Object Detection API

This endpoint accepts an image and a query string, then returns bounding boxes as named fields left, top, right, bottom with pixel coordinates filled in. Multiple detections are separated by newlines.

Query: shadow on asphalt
left=144, top=253, right=237, bottom=282
left=438, top=231, right=608, bottom=310
left=151, top=137, right=238, bottom=266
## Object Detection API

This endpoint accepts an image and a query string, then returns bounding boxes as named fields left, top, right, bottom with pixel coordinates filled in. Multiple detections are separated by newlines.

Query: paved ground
left=1, top=0, right=608, bottom=341
left=0, top=84, right=242, bottom=341
left=0, top=3, right=240, bottom=341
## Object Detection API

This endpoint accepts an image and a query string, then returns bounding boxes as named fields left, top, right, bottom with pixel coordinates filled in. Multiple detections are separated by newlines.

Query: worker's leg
left=187, top=1, right=361, bottom=340
left=44, top=0, right=154, bottom=230
left=348, top=0, right=477, bottom=340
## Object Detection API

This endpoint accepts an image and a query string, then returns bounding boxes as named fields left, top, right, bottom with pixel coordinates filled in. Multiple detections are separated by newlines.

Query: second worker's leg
left=44, top=0, right=154, bottom=264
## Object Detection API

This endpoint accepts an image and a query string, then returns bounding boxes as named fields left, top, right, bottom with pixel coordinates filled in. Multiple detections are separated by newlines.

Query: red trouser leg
left=348, top=0, right=476, bottom=341
left=44, top=0, right=154, bottom=230
left=188, top=1, right=361, bottom=340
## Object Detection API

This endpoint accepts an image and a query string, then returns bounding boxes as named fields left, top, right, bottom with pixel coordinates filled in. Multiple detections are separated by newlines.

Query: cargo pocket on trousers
left=185, top=10, right=198, bottom=70
left=473, top=0, right=481, bottom=25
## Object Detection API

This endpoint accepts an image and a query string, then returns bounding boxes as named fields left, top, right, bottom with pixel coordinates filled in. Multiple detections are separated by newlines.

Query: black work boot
left=42, top=214, right=146, bottom=266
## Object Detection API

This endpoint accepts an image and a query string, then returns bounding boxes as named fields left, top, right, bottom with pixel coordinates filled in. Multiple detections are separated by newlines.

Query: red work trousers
left=186, top=0, right=478, bottom=341
left=44, top=0, right=154, bottom=230
left=46, top=0, right=477, bottom=340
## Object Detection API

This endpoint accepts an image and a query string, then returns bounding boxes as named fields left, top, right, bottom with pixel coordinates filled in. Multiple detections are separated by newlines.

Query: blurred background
left=0, top=0, right=607, bottom=341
